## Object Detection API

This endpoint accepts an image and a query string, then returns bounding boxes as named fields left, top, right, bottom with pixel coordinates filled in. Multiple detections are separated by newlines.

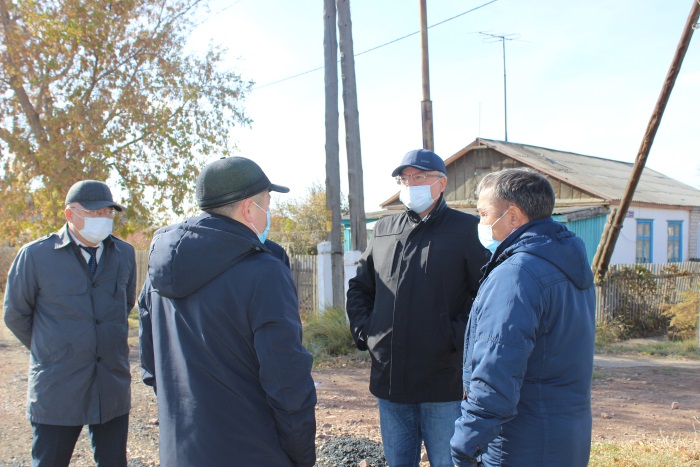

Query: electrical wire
left=253, top=0, right=499, bottom=90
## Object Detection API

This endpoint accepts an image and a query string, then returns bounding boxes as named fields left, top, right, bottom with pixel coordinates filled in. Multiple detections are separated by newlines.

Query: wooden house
left=369, top=138, right=700, bottom=264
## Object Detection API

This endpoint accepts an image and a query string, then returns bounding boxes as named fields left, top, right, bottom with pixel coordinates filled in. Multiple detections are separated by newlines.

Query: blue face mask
left=477, top=208, right=510, bottom=254
left=252, top=202, right=271, bottom=243
left=399, top=178, right=440, bottom=214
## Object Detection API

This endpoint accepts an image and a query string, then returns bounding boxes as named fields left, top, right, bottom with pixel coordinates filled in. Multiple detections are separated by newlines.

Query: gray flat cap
left=196, top=157, right=289, bottom=210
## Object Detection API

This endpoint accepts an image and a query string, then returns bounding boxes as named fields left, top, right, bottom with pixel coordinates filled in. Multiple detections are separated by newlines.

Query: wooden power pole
left=323, top=0, right=345, bottom=309
left=592, top=0, right=700, bottom=282
left=419, top=0, right=434, bottom=150
left=337, top=0, right=367, bottom=252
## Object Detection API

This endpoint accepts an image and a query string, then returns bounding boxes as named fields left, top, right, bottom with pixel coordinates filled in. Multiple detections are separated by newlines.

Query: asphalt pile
left=315, top=435, right=387, bottom=466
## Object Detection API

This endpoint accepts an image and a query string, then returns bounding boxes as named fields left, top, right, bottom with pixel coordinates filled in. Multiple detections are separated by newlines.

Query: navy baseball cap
left=65, top=180, right=124, bottom=212
left=391, top=149, right=446, bottom=176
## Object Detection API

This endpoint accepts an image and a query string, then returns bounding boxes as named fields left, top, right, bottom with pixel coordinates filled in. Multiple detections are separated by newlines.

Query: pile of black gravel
left=315, top=435, right=387, bottom=466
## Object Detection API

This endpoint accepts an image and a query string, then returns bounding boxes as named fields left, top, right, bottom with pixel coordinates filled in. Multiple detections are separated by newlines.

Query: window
left=636, top=220, right=653, bottom=263
left=667, top=221, right=682, bottom=262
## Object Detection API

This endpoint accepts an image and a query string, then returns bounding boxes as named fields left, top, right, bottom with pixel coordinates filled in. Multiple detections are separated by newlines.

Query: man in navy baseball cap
left=347, top=148, right=488, bottom=467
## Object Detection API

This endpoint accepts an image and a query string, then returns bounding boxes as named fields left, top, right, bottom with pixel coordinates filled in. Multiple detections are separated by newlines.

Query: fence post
left=344, top=250, right=362, bottom=297
left=317, top=242, right=333, bottom=312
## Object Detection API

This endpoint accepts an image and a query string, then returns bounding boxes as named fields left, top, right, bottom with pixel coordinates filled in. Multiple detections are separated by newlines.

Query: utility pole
left=480, top=32, right=517, bottom=142
left=419, top=0, right=434, bottom=150
left=337, top=0, right=367, bottom=252
left=323, top=0, right=345, bottom=309
left=592, top=0, right=700, bottom=282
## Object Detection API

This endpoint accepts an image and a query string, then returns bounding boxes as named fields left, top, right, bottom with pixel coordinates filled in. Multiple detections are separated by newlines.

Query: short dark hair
left=203, top=191, right=265, bottom=217
left=477, top=168, right=555, bottom=220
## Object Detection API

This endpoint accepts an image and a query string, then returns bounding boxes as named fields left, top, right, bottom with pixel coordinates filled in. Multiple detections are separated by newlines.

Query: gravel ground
left=316, top=436, right=386, bottom=466
left=4, top=326, right=700, bottom=466
left=0, top=329, right=392, bottom=467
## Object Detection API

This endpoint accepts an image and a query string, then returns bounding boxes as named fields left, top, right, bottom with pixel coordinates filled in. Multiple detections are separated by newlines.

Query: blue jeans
left=31, top=413, right=129, bottom=467
left=378, top=398, right=461, bottom=467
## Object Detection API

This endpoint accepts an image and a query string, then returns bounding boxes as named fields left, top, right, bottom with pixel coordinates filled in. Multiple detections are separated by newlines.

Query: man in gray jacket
left=4, top=180, right=136, bottom=467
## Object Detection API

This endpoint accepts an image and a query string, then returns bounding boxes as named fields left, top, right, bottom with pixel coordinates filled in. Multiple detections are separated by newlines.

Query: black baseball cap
left=196, top=156, right=290, bottom=210
left=65, top=180, right=124, bottom=212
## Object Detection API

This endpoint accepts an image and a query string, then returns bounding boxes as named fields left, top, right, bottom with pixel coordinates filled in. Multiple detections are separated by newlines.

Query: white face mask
left=477, top=208, right=509, bottom=254
left=77, top=217, right=114, bottom=244
left=70, top=208, right=113, bottom=244
left=400, top=179, right=439, bottom=214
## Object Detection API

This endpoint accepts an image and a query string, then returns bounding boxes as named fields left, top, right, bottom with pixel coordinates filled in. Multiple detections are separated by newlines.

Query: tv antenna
left=480, top=32, right=520, bottom=142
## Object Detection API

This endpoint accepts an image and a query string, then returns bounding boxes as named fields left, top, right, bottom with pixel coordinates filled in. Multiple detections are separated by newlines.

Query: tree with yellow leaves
left=0, top=0, right=251, bottom=244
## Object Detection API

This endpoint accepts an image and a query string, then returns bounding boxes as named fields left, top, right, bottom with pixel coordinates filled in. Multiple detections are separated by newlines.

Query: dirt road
left=1, top=328, right=699, bottom=466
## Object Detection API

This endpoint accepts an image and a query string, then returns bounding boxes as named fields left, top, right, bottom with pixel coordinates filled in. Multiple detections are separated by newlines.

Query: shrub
left=662, top=290, right=699, bottom=341
left=596, top=317, right=629, bottom=345
left=303, top=307, right=356, bottom=358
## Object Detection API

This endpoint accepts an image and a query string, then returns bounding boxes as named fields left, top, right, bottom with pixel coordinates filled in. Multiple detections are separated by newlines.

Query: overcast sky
left=189, top=0, right=700, bottom=212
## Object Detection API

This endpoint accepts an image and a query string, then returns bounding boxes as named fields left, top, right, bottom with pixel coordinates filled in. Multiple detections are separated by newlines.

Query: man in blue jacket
left=450, top=168, right=596, bottom=467
left=139, top=156, right=316, bottom=466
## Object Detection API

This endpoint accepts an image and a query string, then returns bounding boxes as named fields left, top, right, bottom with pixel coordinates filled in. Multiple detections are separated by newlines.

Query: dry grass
left=596, top=335, right=699, bottom=359
left=590, top=432, right=700, bottom=466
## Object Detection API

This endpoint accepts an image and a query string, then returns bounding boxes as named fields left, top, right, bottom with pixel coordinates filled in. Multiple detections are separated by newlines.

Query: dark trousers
left=31, top=413, right=129, bottom=467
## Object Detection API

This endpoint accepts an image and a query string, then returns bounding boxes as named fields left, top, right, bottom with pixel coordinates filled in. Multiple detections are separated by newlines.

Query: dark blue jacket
left=139, top=213, right=316, bottom=467
left=451, top=218, right=596, bottom=467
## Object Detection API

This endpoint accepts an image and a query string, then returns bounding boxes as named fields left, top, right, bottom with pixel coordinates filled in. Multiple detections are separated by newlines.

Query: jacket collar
left=191, top=212, right=272, bottom=254
left=479, top=217, right=553, bottom=283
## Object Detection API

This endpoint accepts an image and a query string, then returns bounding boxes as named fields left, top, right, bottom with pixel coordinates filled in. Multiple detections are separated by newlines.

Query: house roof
left=461, top=139, right=700, bottom=208
left=380, top=138, right=700, bottom=209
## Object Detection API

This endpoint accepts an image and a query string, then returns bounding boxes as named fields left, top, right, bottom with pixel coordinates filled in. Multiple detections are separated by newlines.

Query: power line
left=253, top=0, right=499, bottom=90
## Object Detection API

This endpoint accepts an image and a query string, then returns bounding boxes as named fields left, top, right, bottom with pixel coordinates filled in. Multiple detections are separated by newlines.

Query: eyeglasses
left=395, top=173, right=444, bottom=185
left=70, top=206, right=116, bottom=218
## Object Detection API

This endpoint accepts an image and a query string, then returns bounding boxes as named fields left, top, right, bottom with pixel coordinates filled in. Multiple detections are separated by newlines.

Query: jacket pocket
left=438, top=311, right=456, bottom=352
left=31, top=342, right=73, bottom=366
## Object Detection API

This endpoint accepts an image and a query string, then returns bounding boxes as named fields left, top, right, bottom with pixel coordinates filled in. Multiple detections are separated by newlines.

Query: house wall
left=610, top=206, right=691, bottom=264
left=690, top=208, right=700, bottom=260
left=557, top=214, right=608, bottom=266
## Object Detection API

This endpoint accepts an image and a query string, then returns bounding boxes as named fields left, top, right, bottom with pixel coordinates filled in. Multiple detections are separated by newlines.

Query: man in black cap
left=139, top=156, right=317, bottom=467
left=347, top=149, right=488, bottom=467
left=4, top=180, right=136, bottom=467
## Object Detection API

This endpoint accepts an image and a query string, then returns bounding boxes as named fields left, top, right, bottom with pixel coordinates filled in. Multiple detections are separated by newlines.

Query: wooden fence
left=289, top=254, right=318, bottom=320
left=135, top=249, right=149, bottom=295
left=1, top=247, right=319, bottom=320
left=595, top=262, right=700, bottom=323
left=136, top=250, right=318, bottom=319
left=5, top=243, right=696, bottom=326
